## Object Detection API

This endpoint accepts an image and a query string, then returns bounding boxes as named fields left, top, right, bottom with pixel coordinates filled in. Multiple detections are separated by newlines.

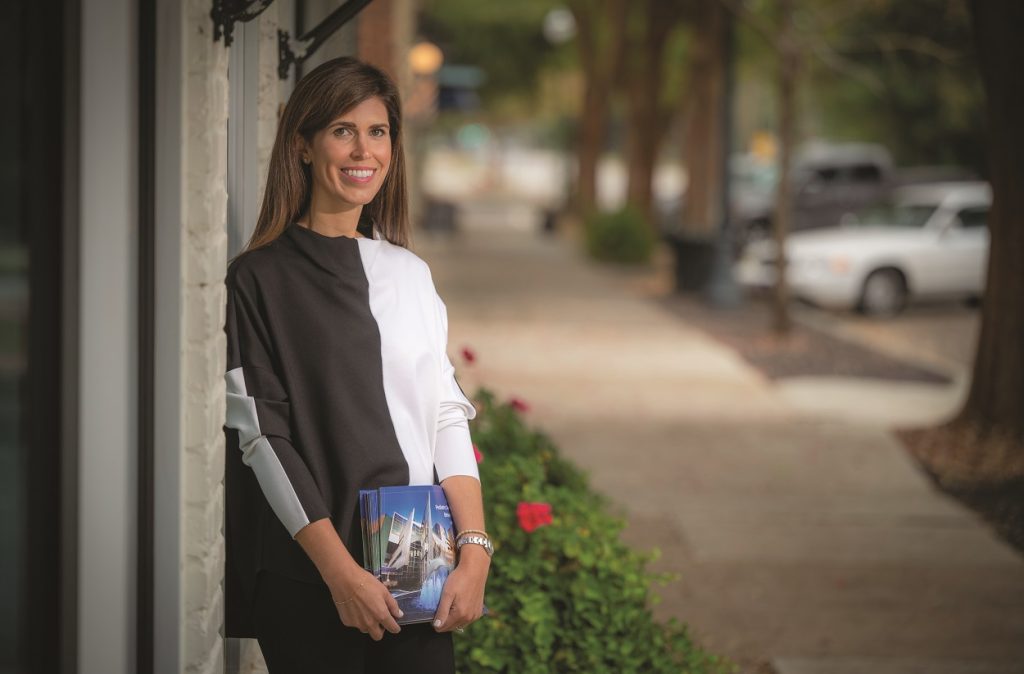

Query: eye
left=332, top=127, right=351, bottom=137
left=371, top=128, right=388, bottom=137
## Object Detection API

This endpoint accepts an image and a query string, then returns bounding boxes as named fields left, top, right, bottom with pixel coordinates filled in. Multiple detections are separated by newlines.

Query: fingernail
left=398, top=610, right=404, bottom=618
left=433, top=619, right=442, bottom=628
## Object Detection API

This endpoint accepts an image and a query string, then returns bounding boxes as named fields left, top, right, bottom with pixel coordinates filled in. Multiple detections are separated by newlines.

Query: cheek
left=376, top=148, right=392, bottom=174
left=323, top=141, right=349, bottom=163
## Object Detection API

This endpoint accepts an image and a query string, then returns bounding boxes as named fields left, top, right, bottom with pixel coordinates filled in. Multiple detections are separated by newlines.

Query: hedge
left=583, top=206, right=657, bottom=265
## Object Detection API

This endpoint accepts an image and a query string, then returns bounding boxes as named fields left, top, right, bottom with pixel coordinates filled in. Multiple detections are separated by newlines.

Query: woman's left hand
left=433, top=545, right=490, bottom=632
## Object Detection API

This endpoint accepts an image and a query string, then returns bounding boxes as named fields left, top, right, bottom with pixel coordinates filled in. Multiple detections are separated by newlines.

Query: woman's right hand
left=330, top=567, right=404, bottom=640
left=293, top=519, right=403, bottom=640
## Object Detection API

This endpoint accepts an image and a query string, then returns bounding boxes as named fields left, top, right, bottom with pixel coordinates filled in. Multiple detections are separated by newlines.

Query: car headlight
left=827, top=256, right=851, bottom=274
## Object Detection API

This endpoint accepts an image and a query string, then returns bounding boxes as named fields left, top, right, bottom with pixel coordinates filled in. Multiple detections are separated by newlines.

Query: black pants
left=253, top=568, right=455, bottom=674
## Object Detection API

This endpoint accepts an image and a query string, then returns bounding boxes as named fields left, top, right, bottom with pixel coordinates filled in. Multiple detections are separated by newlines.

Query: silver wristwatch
left=456, top=534, right=494, bottom=557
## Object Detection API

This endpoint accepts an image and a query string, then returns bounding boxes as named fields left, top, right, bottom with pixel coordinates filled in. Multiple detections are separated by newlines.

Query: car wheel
left=858, top=269, right=907, bottom=317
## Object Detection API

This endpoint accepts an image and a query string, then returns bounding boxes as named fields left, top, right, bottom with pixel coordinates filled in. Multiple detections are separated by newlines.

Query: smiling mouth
left=341, top=168, right=376, bottom=182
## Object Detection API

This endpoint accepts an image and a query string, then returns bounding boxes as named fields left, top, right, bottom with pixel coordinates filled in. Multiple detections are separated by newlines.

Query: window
left=957, top=205, right=989, bottom=229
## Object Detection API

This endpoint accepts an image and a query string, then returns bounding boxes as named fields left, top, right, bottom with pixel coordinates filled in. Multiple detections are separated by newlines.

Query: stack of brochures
left=359, top=485, right=458, bottom=625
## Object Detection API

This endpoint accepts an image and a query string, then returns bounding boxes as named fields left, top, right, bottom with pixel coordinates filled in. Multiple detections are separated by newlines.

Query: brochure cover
left=358, top=485, right=457, bottom=625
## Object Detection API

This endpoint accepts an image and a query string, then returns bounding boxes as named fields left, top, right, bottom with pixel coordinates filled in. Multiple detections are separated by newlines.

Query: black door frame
left=138, top=0, right=157, bottom=670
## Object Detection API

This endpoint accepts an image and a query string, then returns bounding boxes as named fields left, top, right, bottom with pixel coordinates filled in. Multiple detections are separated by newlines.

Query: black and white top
left=223, top=221, right=478, bottom=638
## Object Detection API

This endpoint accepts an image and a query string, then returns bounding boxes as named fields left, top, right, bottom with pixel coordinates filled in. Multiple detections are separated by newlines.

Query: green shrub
left=583, top=206, right=656, bottom=265
left=455, top=387, right=735, bottom=674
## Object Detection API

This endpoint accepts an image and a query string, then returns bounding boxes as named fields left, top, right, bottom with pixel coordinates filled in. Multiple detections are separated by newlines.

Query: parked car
left=738, top=141, right=895, bottom=245
left=734, top=181, right=991, bottom=316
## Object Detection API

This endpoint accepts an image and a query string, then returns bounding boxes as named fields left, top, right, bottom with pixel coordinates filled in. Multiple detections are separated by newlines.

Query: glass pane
left=958, top=206, right=989, bottom=229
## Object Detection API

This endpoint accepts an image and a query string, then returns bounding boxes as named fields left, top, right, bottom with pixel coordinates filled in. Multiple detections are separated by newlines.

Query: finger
left=379, top=612, right=401, bottom=634
left=432, top=591, right=456, bottom=631
left=384, top=591, right=404, bottom=621
left=369, top=624, right=384, bottom=641
left=440, top=607, right=467, bottom=633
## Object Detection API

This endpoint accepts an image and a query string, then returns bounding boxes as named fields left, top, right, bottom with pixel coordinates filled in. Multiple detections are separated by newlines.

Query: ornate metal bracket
left=211, top=0, right=274, bottom=46
left=278, top=0, right=373, bottom=79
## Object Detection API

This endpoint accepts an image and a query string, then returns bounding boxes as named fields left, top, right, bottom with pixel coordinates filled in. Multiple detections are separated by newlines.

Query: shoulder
left=380, top=241, right=436, bottom=289
left=226, top=239, right=291, bottom=290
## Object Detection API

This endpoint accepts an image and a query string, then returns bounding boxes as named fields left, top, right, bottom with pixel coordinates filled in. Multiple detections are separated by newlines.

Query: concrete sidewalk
left=415, top=220, right=1024, bottom=674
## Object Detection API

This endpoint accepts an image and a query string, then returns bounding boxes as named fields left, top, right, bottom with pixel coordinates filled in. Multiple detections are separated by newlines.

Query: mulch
left=654, top=294, right=952, bottom=384
left=900, top=424, right=1024, bottom=555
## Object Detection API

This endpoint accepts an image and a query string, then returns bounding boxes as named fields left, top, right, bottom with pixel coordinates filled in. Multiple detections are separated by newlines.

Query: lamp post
left=702, top=4, right=741, bottom=308
left=406, top=41, right=444, bottom=231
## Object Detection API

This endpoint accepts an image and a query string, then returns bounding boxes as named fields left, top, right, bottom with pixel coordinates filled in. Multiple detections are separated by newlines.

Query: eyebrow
left=331, top=121, right=390, bottom=129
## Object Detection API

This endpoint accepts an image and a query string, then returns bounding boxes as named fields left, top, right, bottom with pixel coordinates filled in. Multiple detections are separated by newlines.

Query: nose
left=351, top=133, right=370, bottom=159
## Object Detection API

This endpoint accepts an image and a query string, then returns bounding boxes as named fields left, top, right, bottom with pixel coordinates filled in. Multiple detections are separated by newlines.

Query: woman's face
left=301, top=96, right=392, bottom=211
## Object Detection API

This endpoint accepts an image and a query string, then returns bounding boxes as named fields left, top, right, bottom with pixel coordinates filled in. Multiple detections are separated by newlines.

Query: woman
left=223, top=56, right=490, bottom=673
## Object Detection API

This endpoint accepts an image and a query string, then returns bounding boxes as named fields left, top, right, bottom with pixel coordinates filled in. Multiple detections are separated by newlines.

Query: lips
left=341, top=167, right=376, bottom=184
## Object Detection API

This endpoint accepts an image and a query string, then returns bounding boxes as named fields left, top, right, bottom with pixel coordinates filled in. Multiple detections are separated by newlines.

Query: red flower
left=473, top=443, right=484, bottom=464
left=508, top=395, right=530, bottom=413
left=516, top=502, right=552, bottom=533
left=460, top=346, right=476, bottom=365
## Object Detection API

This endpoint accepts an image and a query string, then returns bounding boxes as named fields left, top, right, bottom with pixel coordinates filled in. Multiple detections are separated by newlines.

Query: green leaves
left=584, top=206, right=657, bottom=265
left=455, top=387, right=735, bottom=673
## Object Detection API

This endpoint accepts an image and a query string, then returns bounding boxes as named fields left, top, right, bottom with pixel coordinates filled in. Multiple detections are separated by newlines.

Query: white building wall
left=182, top=0, right=229, bottom=671
left=257, top=4, right=284, bottom=211
left=235, top=7, right=282, bottom=671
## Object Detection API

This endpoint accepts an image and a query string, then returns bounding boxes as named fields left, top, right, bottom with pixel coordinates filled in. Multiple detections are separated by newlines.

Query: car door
left=928, top=205, right=990, bottom=297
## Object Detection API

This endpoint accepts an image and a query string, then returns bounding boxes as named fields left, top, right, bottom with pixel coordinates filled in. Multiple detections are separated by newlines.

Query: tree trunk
left=570, top=0, right=628, bottom=219
left=624, top=1, right=678, bottom=226
left=680, top=0, right=725, bottom=239
left=771, top=0, right=800, bottom=336
left=624, top=67, right=660, bottom=224
left=901, top=1, right=1024, bottom=484
left=958, top=1, right=1024, bottom=442
left=577, top=61, right=605, bottom=218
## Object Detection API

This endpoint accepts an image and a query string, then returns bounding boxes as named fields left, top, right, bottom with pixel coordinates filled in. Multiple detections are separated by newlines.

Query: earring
left=302, top=156, right=310, bottom=165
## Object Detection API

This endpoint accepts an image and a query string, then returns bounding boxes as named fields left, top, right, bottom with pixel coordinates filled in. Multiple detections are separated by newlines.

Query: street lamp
left=409, top=41, right=444, bottom=77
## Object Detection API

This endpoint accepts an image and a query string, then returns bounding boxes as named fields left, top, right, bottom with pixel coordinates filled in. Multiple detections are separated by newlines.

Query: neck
left=302, top=194, right=364, bottom=237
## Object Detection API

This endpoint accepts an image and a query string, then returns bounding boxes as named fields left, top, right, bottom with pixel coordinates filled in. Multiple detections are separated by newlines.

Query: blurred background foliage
left=419, top=0, right=985, bottom=174
left=805, top=0, right=985, bottom=174
left=418, top=0, right=575, bottom=123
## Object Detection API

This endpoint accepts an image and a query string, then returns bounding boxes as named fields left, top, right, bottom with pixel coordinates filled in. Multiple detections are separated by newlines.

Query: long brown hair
left=244, top=57, right=409, bottom=253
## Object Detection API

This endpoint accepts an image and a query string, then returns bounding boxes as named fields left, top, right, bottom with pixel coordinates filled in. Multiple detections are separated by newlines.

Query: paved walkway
left=415, top=212, right=1024, bottom=674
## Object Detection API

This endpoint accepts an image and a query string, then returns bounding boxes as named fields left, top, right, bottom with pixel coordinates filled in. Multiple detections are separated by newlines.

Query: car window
left=853, top=202, right=936, bottom=228
left=814, top=167, right=839, bottom=183
left=956, top=205, right=989, bottom=229
left=848, top=164, right=882, bottom=183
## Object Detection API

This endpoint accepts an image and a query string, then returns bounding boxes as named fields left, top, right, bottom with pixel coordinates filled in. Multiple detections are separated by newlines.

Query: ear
left=295, top=135, right=311, bottom=165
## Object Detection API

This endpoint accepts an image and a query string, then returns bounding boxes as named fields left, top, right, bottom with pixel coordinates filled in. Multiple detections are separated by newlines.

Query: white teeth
left=343, top=169, right=374, bottom=178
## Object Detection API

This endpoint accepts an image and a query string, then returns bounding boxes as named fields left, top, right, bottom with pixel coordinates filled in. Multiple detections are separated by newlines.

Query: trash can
left=665, top=233, right=716, bottom=293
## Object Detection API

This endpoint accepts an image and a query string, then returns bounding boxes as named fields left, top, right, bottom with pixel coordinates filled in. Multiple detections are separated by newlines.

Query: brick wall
left=182, top=0, right=229, bottom=671
left=234, top=6, right=282, bottom=673
left=257, top=5, right=280, bottom=212
left=357, top=0, right=396, bottom=78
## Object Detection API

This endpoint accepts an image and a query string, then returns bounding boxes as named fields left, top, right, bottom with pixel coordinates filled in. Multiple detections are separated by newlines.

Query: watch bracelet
left=456, top=534, right=494, bottom=556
